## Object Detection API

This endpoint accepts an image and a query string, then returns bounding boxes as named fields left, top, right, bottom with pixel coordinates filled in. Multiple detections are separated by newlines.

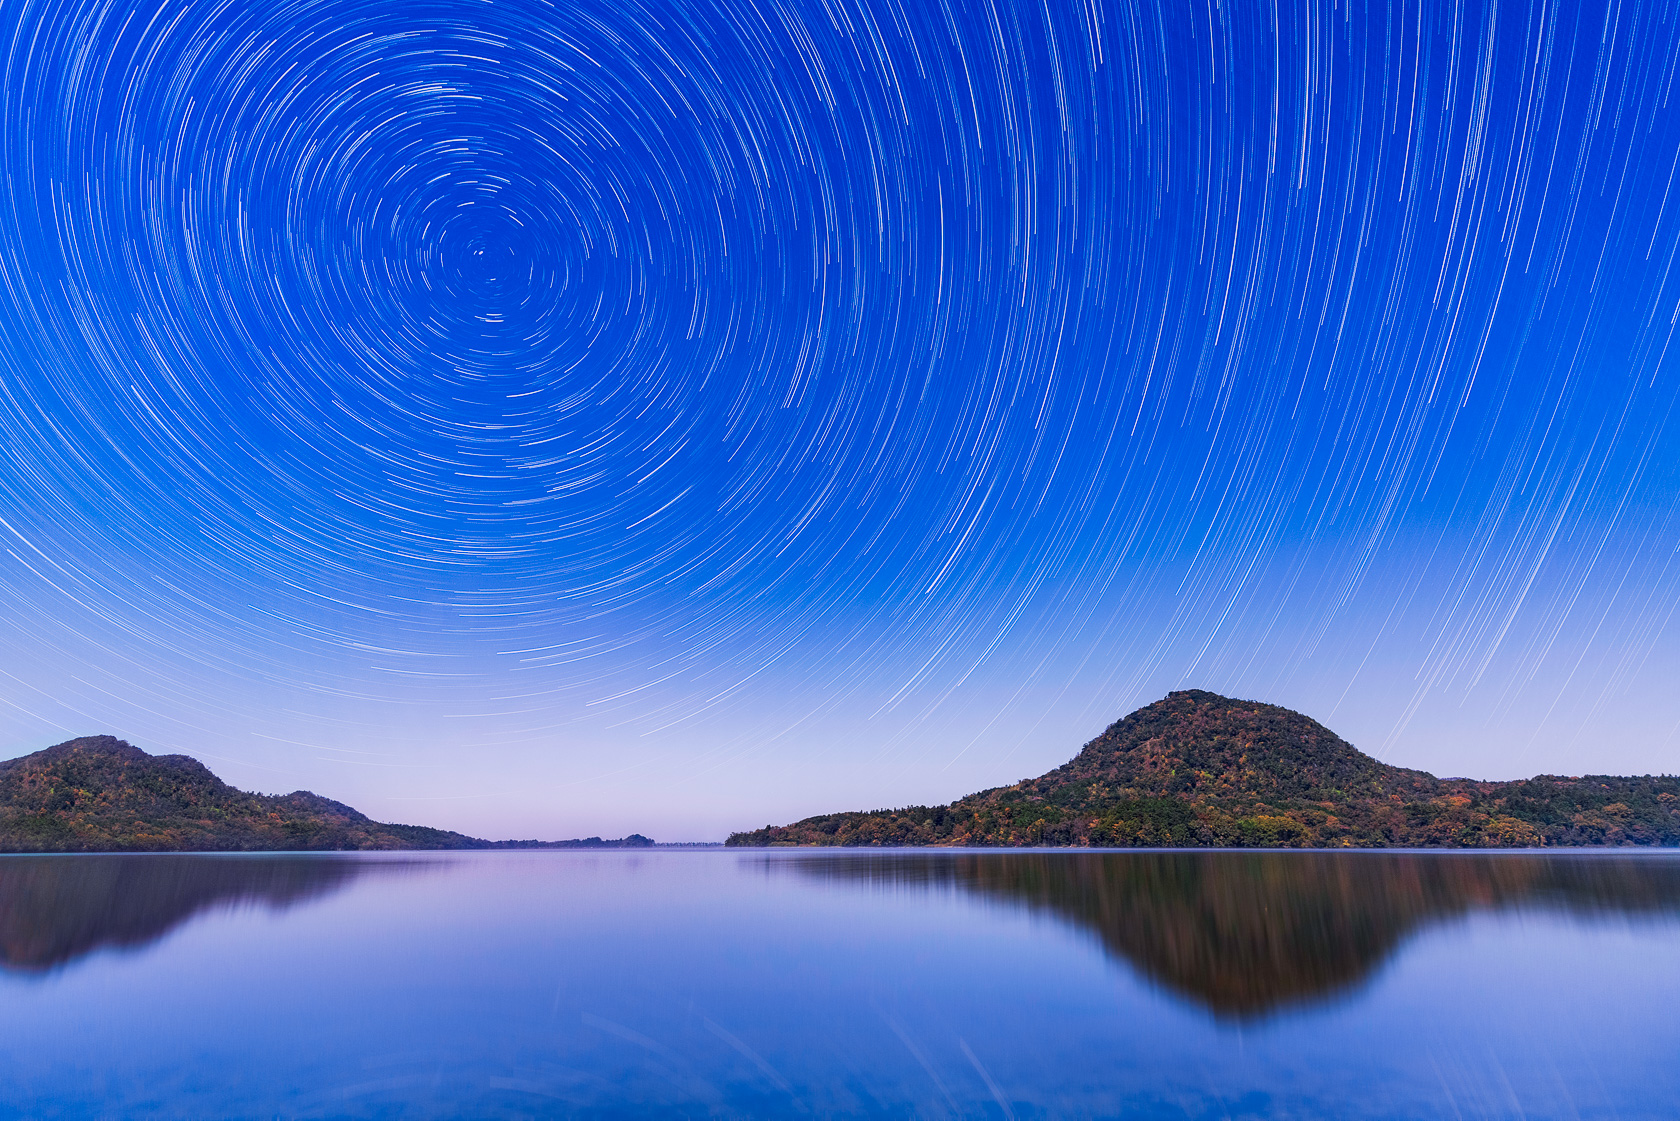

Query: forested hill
left=0, top=736, right=483, bottom=851
left=0, top=736, right=655, bottom=852
left=728, top=690, right=1680, bottom=848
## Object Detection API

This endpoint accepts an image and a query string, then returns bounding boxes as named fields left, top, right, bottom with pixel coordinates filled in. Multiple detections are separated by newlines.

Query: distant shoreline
left=1, top=844, right=1672, bottom=857
left=716, top=843, right=1679, bottom=853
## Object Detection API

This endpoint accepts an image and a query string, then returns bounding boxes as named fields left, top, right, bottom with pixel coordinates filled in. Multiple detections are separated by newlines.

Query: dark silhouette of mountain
left=0, top=736, right=655, bottom=852
left=482, top=835, right=656, bottom=849
left=728, top=690, right=1680, bottom=847
left=776, top=851, right=1680, bottom=1017
left=0, top=854, right=426, bottom=971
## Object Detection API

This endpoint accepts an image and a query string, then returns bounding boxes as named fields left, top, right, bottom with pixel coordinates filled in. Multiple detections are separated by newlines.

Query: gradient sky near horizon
left=2, top=0, right=1679, bottom=840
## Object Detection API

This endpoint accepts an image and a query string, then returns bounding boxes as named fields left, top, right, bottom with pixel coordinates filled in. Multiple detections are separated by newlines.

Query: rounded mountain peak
left=1, top=736, right=221, bottom=787
left=41, top=735, right=147, bottom=757
left=1047, top=690, right=1430, bottom=801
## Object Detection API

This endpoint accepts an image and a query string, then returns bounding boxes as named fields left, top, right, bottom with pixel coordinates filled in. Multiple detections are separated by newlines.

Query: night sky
left=2, top=0, right=1678, bottom=839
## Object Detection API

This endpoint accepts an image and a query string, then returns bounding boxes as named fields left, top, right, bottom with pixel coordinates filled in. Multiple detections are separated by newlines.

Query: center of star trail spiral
left=1, top=0, right=1678, bottom=833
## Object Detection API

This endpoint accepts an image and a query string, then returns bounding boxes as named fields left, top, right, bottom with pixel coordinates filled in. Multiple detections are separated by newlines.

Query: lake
left=1, top=850, right=1677, bottom=1119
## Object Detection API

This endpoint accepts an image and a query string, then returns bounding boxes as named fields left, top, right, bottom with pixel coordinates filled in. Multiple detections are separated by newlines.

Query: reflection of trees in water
left=779, top=852, right=1680, bottom=1018
left=0, top=855, right=432, bottom=972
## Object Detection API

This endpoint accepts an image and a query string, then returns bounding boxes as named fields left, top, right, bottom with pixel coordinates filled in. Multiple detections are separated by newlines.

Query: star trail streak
left=1, top=0, right=1677, bottom=837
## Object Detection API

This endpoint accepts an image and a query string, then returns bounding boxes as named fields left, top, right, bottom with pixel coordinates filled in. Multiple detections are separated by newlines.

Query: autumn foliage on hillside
left=728, top=691, right=1680, bottom=848
left=0, top=736, right=485, bottom=852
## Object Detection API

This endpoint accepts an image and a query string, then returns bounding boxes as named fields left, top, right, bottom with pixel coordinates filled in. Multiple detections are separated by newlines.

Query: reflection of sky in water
left=0, top=852, right=1676, bottom=1118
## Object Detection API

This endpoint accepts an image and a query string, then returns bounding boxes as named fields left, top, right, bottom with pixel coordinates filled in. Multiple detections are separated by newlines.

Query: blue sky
left=2, top=0, right=1678, bottom=839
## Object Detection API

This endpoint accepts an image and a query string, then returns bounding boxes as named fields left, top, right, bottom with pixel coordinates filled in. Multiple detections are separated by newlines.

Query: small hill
left=0, top=735, right=657, bottom=852
left=0, top=736, right=485, bottom=852
left=728, top=690, right=1680, bottom=847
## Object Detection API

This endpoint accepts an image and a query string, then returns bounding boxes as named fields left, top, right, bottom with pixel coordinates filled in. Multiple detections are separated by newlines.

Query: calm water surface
left=1, top=850, right=1677, bottom=1119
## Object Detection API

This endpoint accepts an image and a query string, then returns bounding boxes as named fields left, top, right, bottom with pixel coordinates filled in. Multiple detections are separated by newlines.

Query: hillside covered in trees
left=0, top=735, right=654, bottom=851
left=728, top=691, right=1680, bottom=848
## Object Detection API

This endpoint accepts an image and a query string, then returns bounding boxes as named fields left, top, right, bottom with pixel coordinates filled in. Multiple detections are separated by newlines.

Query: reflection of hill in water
left=780, top=852, right=1680, bottom=1017
left=0, top=854, right=426, bottom=972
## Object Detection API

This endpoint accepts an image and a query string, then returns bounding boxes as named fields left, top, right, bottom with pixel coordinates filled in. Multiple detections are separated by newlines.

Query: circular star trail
left=1, top=0, right=1678, bottom=834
